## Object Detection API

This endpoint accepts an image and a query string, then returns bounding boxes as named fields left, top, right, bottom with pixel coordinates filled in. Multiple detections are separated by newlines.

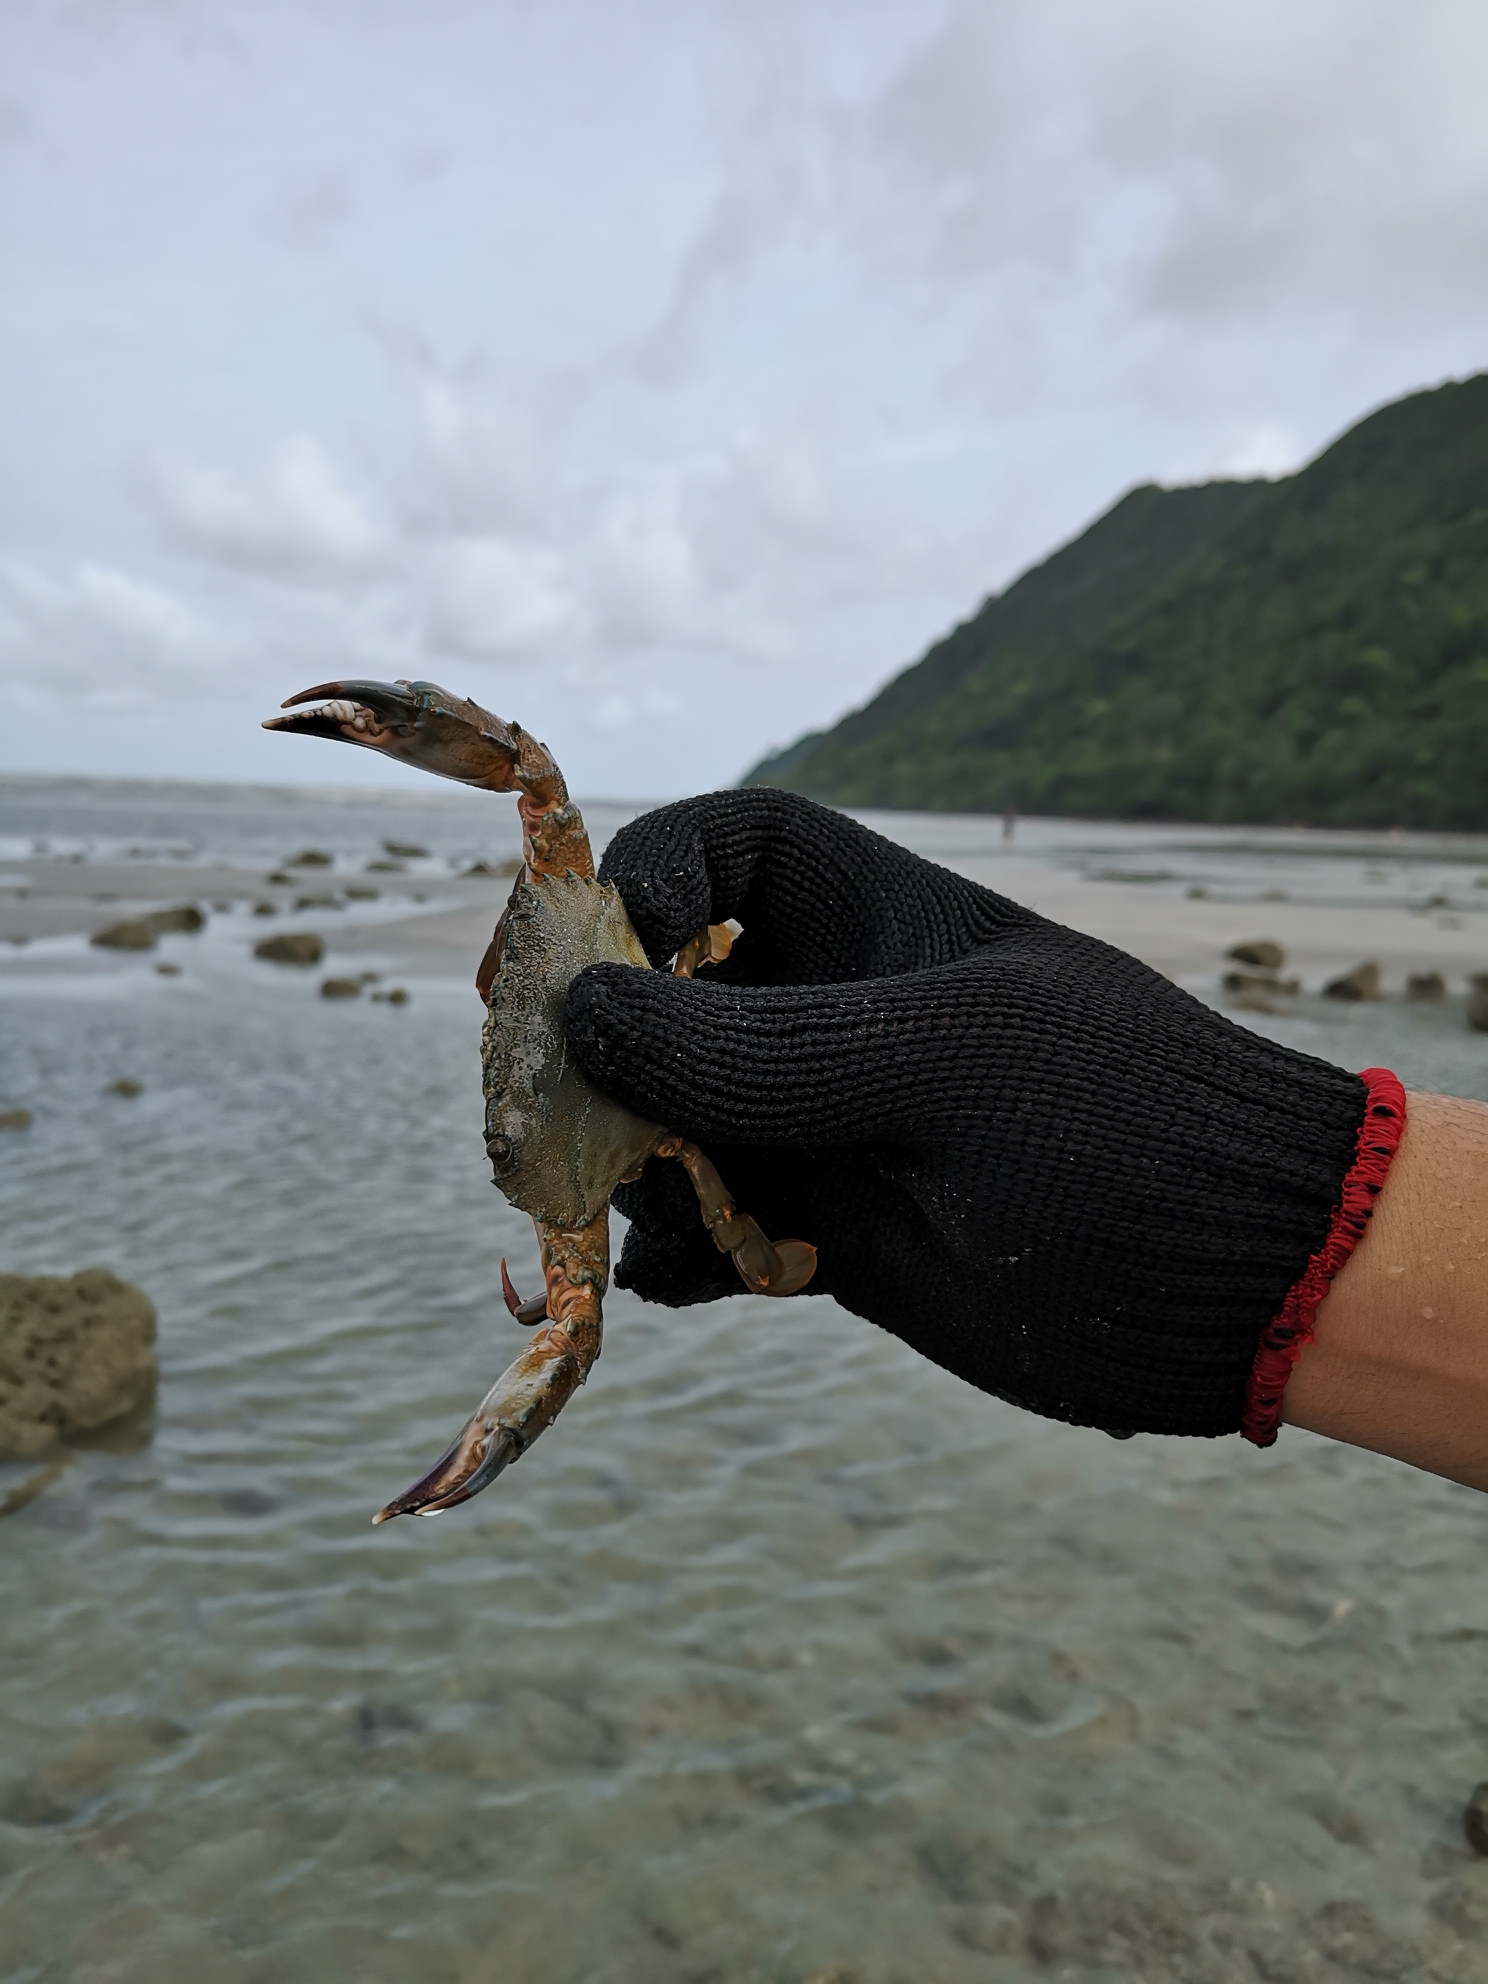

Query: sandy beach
left=5, top=814, right=1487, bottom=1002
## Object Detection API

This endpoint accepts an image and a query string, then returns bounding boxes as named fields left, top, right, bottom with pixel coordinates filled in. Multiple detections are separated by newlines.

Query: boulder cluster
left=91, top=904, right=204, bottom=952
left=1222, top=940, right=1488, bottom=1028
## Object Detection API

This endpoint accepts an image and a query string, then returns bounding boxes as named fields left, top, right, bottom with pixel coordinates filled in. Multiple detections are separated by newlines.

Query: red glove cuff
left=1242, top=1067, right=1407, bottom=1447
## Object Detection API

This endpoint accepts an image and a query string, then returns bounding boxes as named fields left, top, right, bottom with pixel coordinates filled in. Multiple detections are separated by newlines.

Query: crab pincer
left=265, top=679, right=590, bottom=877
left=266, top=678, right=815, bottom=1522
left=372, top=1217, right=608, bottom=1521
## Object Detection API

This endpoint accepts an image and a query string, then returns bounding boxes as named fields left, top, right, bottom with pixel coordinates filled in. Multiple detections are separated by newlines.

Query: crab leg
left=372, top=1213, right=608, bottom=1521
left=656, top=1135, right=817, bottom=1296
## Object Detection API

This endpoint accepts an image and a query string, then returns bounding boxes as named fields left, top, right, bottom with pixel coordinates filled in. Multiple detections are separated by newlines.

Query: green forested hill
left=746, top=374, right=1488, bottom=828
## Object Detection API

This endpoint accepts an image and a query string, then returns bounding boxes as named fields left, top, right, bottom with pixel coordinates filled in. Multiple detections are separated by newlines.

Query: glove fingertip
left=598, top=811, right=712, bottom=964
left=564, top=962, right=676, bottom=1108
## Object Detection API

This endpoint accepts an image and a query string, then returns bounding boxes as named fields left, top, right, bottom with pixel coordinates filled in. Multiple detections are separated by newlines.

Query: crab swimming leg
left=371, top=1212, right=608, bottom=1521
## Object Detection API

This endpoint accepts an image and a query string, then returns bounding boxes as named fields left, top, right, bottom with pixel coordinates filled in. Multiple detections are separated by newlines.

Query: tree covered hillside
left=746, top=375, right=1488, bottom=828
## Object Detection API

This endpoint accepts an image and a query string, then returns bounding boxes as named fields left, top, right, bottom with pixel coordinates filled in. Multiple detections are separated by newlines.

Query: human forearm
left=1284, top=1091, right=1488, bottom=1490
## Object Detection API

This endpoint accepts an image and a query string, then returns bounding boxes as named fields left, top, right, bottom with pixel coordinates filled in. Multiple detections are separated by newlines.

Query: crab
left=264, top=679, right=815, bottom=1522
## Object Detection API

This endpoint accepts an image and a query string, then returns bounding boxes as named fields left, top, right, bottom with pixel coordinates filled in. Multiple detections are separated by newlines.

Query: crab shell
left=481, top=870, right=661, bottom=1228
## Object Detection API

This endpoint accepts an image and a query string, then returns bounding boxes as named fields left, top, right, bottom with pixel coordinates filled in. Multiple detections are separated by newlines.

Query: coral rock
left=143, top=905, right=203, bottom=934
left=0, top=1269, right=158, bottom=1458
left=1227, top=939, right=1285, bottom=970
left=1323, top=961, right=1381, bottom=1001
left=254, top=932, right=324, bottom=966
left=91, top=919, right=155, bottom=951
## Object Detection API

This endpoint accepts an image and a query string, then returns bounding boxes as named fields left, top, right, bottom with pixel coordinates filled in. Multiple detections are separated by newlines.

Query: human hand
left=564, top=789, right=1373, bottom=1441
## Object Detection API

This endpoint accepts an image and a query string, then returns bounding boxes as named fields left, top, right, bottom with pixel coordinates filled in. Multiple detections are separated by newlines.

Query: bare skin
left=1284, top=1091, right=1488, bottom=1490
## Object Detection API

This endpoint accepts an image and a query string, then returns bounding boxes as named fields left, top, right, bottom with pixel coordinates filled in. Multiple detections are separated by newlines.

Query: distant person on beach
left=565, top=789, right=1488, bottom=1493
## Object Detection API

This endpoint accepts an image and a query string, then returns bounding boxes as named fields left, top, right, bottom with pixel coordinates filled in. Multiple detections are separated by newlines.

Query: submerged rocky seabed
left=4, top=785, right=1488, bottom=1982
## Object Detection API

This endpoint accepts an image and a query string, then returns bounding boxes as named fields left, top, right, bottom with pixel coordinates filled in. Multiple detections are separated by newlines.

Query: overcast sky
left=2, top=0, right=1486, bottom=798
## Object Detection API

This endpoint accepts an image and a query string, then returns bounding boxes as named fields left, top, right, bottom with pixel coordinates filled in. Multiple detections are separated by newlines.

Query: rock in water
left=91, top=919, right=156, bottom=951
left=1407, top=971, right=1447, bottom=1000
left=0, top=1269, right=158, bottom=1457
left=143, top=905, right=203, bottom=934
left=1228, top=939, right=1286, bottom=970
left=254, top=932, right=324, bottom=966
left=320, top=977, right=362, bottom=999
left=1323, top=961, right=1381, bottom=1001
left=1468, top=977, right=1488, bottom=1033
left=1224, top=968, right=1300, bottom=998
left=1464, top=1782, right=1488, bottom=1854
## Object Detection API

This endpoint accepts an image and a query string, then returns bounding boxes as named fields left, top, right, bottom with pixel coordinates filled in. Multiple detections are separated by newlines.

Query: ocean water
left=4, top=781, right=1488, bottom=1984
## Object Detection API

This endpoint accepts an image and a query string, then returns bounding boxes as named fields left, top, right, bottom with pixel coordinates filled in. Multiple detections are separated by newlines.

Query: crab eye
left=486, top=1133, right=515, bottom=1173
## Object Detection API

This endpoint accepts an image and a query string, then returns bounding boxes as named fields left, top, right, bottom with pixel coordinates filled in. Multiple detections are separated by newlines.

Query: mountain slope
left=746, top=375, right=1488, bottom=828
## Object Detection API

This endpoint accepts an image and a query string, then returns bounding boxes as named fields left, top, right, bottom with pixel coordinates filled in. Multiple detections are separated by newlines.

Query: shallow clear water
left=4, top=784, right=1488, bottom=1984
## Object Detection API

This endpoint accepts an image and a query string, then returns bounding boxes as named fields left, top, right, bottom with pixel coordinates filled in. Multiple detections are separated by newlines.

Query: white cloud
left=154, top=435, right=382, bottom=583
left=586, top=498, right=695, bottom=645
left=418, top=381, right=549, bottom=534
left=0, top=559, right=219, bottom=705
left=862, top=0, right=1488, bottom=325
left=1220, top=421, right=1302, bottom=480
left=427, top=536, right=582, bottom=661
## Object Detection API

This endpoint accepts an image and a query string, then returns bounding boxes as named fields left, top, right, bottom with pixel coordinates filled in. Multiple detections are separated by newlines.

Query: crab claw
left=264, top=678, right=566, bottom=805
left=371, top=1386, right=524, bottom=1522
left=371, top=1320, right=590, bottom=1522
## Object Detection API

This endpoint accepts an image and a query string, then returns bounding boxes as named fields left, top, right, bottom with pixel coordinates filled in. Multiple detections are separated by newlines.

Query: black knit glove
left=563, top=790, right=1369, bottom=1439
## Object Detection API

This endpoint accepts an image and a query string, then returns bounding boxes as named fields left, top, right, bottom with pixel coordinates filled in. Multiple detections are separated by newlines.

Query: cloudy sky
left=2, top=0, right=1486, bottom=797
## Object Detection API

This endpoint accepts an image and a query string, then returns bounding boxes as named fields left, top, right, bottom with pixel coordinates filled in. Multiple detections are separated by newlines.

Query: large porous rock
left=1323, top=960, right=1381, bottom=1001
left=0, top=1269, right=158, bottom=1457
left=254, top=931, right=324, bottom=966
